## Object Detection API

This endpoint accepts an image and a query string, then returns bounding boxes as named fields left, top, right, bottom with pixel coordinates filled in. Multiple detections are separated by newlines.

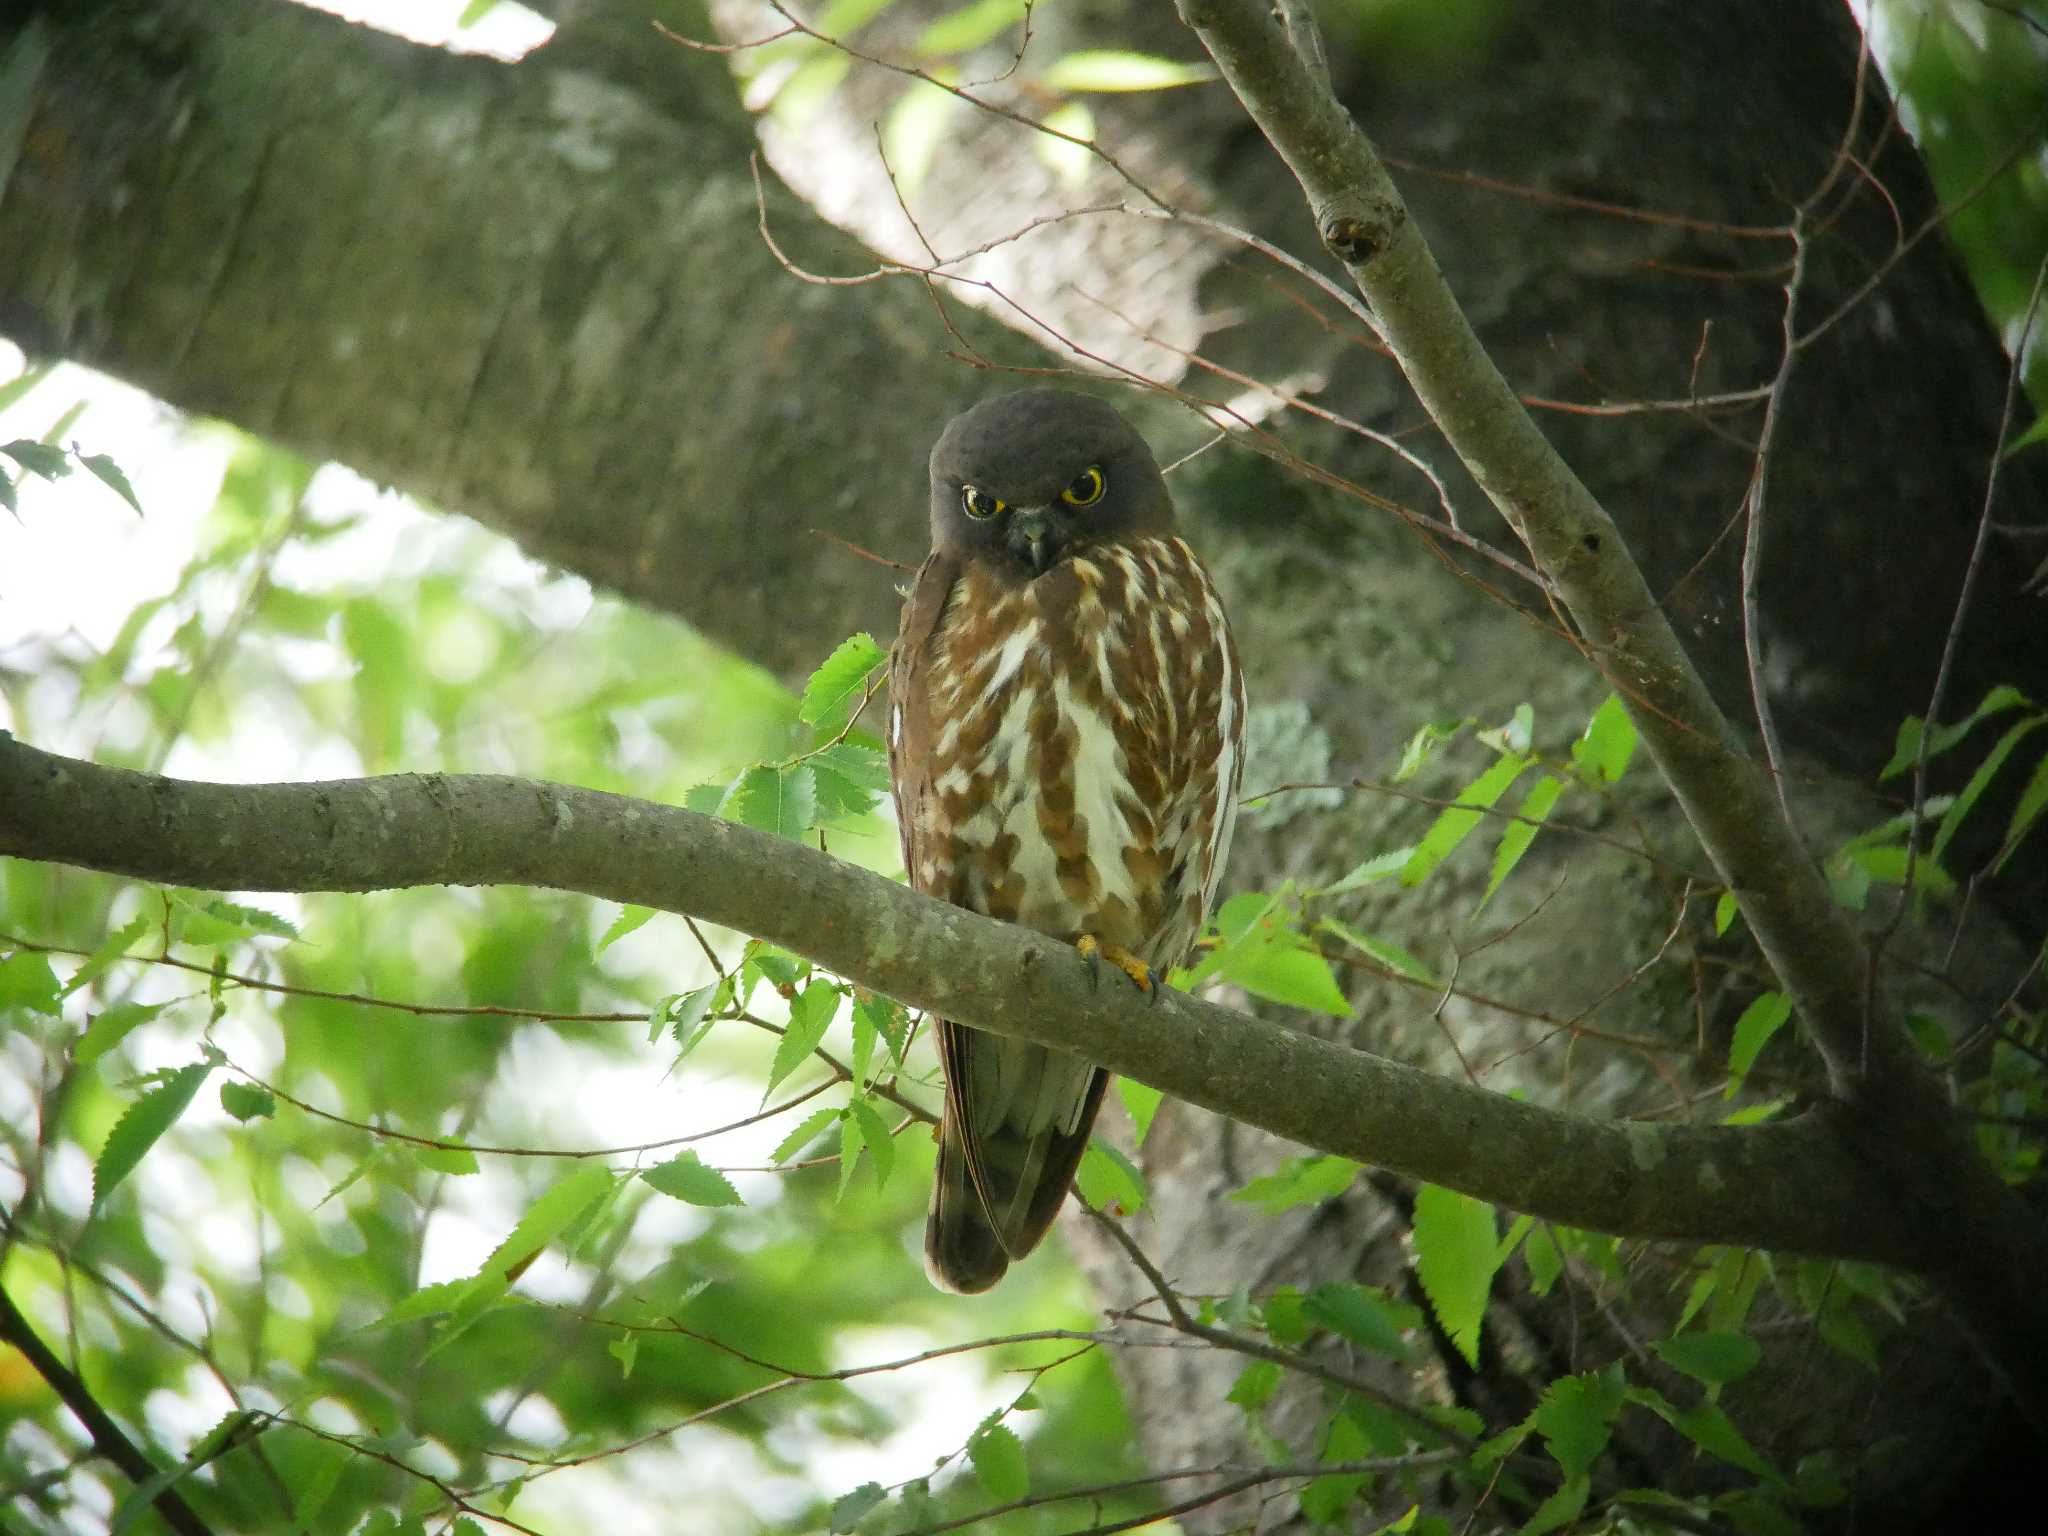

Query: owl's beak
left=1010, top=507, right=1060, bottom=575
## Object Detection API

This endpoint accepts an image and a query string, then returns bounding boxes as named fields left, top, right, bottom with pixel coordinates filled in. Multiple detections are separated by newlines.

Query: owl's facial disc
left=1005, top=504, right=1069, bottom=576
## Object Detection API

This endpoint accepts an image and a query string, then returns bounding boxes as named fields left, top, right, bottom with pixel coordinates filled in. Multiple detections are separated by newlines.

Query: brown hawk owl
left=889, top=388, right=1245, bottom=1293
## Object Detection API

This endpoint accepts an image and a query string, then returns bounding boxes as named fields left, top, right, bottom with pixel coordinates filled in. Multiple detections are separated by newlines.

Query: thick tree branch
left=1172, top=0, right=2048, bottom=1423
left=0, top=732, right=1945, bottom=1270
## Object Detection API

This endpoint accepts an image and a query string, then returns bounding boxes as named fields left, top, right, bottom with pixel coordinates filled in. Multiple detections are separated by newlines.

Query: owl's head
left=927, top=389, right=1173, bottom=579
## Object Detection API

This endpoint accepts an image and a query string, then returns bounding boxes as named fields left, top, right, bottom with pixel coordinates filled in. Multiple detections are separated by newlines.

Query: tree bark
left=5, top=0, right=2045, bottom=1527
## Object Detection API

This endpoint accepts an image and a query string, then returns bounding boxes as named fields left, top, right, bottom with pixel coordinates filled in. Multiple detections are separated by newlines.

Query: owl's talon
left=1077, top=935, right=1155, bottom=997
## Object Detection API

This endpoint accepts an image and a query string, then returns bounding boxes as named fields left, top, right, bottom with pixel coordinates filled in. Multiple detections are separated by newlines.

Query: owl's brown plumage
left=890, top=389, right=1245, bottom=1293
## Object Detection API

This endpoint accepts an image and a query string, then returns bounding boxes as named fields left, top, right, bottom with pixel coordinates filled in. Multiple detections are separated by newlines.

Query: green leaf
left=1725, top=991, right=1792, bottom=1096
left=1532, top=1364, right=1624, bottom=1478
left=74, top=1002, right=167, bottom=1066
left=476, top=1163, right=619, bottom=1282
left=1226, top=1359, right=1282, bottom=1411
left=916, top=0, right=1029, bottom=54
left=289, top=1445, right=351, bottom=1534
left=79, top=452, right=144, bottom=515
left=1401, top=753, right=1532, bottom=885
left=883, top=74, right=959, bottom=193
left=1479, top=773, right=1563, bottom=910
left=1316, top=847, right=1414, bottom=897
left=1521, top=1224, right=1564, bottom=1294
left=60, top=913, right=153, bottom=998
left=1038, top=50, right=1218, bottom=92
left=1229, top=1154, right=1361, bottom=1213
left=1714, top=889, right=1740, bottom=936
left=829, top=1482, right=888, bottom=1533
left=1572, top=694, right=1638, bottom=783
left=94, top=1061, right=213, bottom=1210
left=718, top=764, right=819, bottom=841
left=1518, top=1475, right=1590, bottom=1536
left=1626, top=1386, right=1776, bottom=1478
left=0, top=438, right=70, bottom=478
left=1880, top=684, right=2030, bottom=779
left=764, top=982, right=841, bottom=1100
left=967, top=1422, right=1028, bottom=1501
left=1320, top=918, right=1439, bottom=986
left=597, top=904, right=656, bottom=954
left=1997, top=746, right=2048, bottom=872
left=643, top=1151, right=745, bottom=1208
left=110, top=1410, right=269, bottom=1536
left=0, top=950, right=63, bottom=1015
left=1116, top=1076, right=1164, bottom=1144
left=416, top=1144, right=479, bottom=1175
left=846, top=1097, right=895, bottom=1193
left=219, top=1082, right=275, bottom=1123
left=1652, top=1330, right=1762, bottom=1387
left=770, top=1106, right=841, bottom=1164
left=1035, top=100, right=1096, bottom=185
left=1302, top=1282, right=1414, bottom=1360
left=1411, top=1182, right=1500, bottom=1367
left=1231, top=944, right=1352, bottom=1014
left=608, top=1331, right=639, bottom=1380
left=171, top=895, right=300, bottom=946
left=1931, top=714, right=2047, bottom=865
left=810, top=742, right=890, bottom=821
left=654, top=981, right=721, bottom=1052
left=2005, top=412, right=2048, bottom=458
left=799, top=632, right=885, bottom=728
left=1075, top=1136, right=1147, bottom=1213
left=853, top=992, right=907, bottom=1064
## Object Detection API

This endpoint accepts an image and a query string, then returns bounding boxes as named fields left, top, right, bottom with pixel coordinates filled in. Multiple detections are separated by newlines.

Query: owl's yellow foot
left=1077, top=936, right=1159, bottom=1001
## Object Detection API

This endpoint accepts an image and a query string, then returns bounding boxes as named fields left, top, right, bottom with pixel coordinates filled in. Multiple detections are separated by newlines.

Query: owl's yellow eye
left=961, top=485, right=1005, bottom=520
left=1061, top=466, right=1105, bottom=507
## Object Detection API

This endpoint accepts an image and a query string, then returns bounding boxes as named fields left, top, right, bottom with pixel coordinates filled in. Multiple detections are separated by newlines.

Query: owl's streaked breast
left=910, top=536, right=1243, bottom=972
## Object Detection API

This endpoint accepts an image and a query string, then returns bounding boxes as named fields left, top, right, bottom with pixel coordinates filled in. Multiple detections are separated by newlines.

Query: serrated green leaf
left=1224, top=942, right=1352, bottom=1014
left=1522, top=1223, right=1564, bottom=1294
left=172, top=895, right=299, bottom=946
left=765, top=983, right=841, bottom=1100
left=643, top=1151, right=744, bottom=1207
left=811, top=742, right=890, bottom=821
left=1479, top=774, right=1563, bottom=910
left=1402, top=754, right=1532, bottom=885
left=1117, top=1076, right=1164, bottom=1144
left=1572, top=694, right=1638, bottom=784
left=719, top=764, right=819, bottom=841
left=0, top=950, right=63, bottom=1014
left=1229, top=1154, right=1361, bottom=1213
left=1, top=438, right=70, bottom=478
left=653, top=981, right=720, bottom=1052
left=219, top=1081, right=275, bottom=1122
left=1320, top=918, right=1439, bottom=986
left=1316, top=847, right=1414, bottom=897
left=916, top=0, right=1028, bottom=54
left=829, top=1481, right=888, bottom=1533
left=683, top=781, right=725, bottom=814
left=847, top=1097, right=895, bottom=1193
left=799, top=633, right=885, bottom=728
left=1303, top=1282, right=1414, bottom=1360
left=1076, top=1136, right=1147, bottom=1213
left=1626, top=1386, right=1776, bottom=1478
left=59, top=914, right=153, bottom=998
left=853, top=992, right=907, bottom=1064
left=94, top=1061, right=212, bottom=1209
left=1532, top=1363, right=1624, bottom=1479
left=74, top=1001, right=167, bottom=1066
left=1880, top=685, right=2030, bottom=779
left=770, top=1105, right=841, bottom=1164
left=968, top=1422, right=1027, bottom=1501
left=1412, top=1182, right=1500, bottom=1367
left=477, top=1162, right=619, bottom=1282
left=1518, top=1474, right=1590, bottom=1536
left=1652, top=1330, right=1762, bottom=1386
left=1039, top=49, right=1217, bottom=92
left=1725, top=991, right=1792, bottom=1096
left=79, top=452, right=144, bottom=516
left=598, top=904, right=656, bottom=954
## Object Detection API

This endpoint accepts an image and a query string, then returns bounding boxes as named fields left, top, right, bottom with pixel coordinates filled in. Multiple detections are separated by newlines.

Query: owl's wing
left=888, top=552, right=960, bottom=891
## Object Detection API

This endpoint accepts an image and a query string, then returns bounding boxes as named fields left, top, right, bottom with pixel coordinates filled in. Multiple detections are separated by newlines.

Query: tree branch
left=0, top=1281, right=214, bottom=1536
left=0, top=732, right=1935, bottom=1271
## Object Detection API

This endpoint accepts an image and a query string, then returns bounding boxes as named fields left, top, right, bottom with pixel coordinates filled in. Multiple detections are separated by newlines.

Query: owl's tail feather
left=926, top=1116, right=1010, bottom=1294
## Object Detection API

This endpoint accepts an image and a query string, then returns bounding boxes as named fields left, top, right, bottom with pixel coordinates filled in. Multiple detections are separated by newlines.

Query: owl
left=889, top=388, right=1246, bottom=1293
